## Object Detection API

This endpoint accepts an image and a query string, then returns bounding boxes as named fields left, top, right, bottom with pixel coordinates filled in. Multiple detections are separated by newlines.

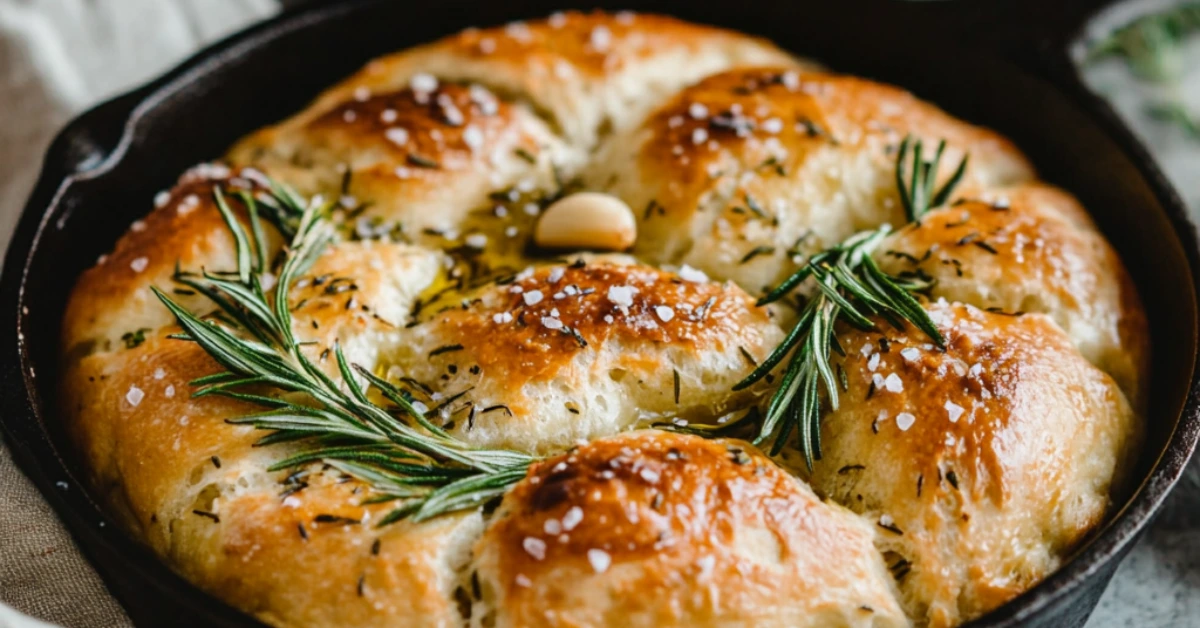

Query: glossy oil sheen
left=1, top=1, right=1198, bottom=626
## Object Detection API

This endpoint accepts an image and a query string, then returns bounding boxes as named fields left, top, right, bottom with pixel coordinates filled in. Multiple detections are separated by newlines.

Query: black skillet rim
left=1, top=0, right=1199, bottom=626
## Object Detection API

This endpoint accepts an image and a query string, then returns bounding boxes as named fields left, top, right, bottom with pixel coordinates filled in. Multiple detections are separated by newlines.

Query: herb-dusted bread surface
left=474, top=430, right=908, bottom=627
left=59, top=10, right=1147, bottom=628
left=803, top=301, right=1140, bottom=627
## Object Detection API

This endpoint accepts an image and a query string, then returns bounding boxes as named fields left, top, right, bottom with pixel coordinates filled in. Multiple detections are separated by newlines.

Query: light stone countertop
left=1082, top=12, right=1200, bottom=626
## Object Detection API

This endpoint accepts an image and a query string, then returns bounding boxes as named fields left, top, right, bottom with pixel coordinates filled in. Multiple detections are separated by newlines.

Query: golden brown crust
left=62, top=320, right=483, bottom=628
left=874, top=183, right=1148, bottom=409
left=802, top=302, right=1140, bottom=627
left=273, top=11, right=801, bottom=149
left=392, top=260, right=784, bottom=453
left=62, top=166, right=282, bottom=357
left=585, top=69, right=1035, bottom=294
left=228, top=80, right=570, bottom=250
left=475, top=430, right=908, bottom=627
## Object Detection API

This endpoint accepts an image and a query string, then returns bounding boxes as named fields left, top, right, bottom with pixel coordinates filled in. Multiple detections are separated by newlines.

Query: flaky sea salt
left=384, top=127, right=409, bottom=146
left=678, top=264, right=708, bottom=283
left=410, top=73, right=438, bottom=93
left=587, top=548, right=611, bottom=573
left=561, top=506, right=583, bottom=531
left=607, top=285, right=636, bottom=307
left=522, top=537, right=546, bottom=560
left=126, top=386, right=145, bottom=407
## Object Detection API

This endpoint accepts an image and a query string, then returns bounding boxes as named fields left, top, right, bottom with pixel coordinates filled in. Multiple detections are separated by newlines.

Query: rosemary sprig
left=153, top=182, right=533, bottom=524
left=1087, top=4, right=1200, bottom=81
left=737, top=137, right=967, bottom=469
left=733, top=229, right=943, bottom=468
left=895, top=135, right=968, bottom=223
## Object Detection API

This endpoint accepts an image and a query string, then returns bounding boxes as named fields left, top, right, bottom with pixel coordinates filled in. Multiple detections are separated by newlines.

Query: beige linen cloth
left=0, top=2, right=274, bottom=627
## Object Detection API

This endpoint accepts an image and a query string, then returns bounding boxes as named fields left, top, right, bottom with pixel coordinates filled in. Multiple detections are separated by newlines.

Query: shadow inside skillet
left=8, top=1, right=1196, bottom=626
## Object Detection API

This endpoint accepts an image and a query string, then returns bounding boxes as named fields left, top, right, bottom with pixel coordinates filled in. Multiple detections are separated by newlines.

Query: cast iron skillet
left=2, top=0, right=1197, bottom=626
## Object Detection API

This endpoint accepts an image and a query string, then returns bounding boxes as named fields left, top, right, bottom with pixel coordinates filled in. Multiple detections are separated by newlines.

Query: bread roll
left=874, top=183, right=1148, bottom=408
left=473, top=430, right=908, bottom=627
left=803, top=301, right=1140, bottom=627
left=391, top=259, right=784, bottom=453
left=584, top=69, right=1035, bottom=294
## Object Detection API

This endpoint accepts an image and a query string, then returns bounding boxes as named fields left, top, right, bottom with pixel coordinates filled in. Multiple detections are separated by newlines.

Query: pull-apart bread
left=61, top=11, right=1146, bottom=628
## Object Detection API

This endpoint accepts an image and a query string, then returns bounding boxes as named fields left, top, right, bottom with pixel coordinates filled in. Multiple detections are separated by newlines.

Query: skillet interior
left=2, top=1, right=1197, bottom=626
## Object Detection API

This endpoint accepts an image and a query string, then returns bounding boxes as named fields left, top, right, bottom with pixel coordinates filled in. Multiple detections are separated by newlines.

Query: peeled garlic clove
left=533, top=192, right=637, bottom=251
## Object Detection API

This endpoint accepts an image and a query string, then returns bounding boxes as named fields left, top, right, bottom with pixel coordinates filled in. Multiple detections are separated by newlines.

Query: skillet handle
left=45, top=86, right=148, bottom=176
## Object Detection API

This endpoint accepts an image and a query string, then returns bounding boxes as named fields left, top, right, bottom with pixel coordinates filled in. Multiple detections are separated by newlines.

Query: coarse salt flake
left=945, top=400, right=964, bottom=423
left=561, top=506, right=583, bottom=530
left=607, top=285, right=636, bottom=308
left=678, top=264, right=708, bottom=283
left=465, top=233, right=488, bottom=249
left=588, top=548, right=612, bottom=573
left=126, top=386, right=145, bottom=407
left=867, top=353, right=880, bottom=372
left=522, top=537, right=546, bottom=560
left=688, top=103, right=709, bottom=119
left=884, top=373, right=904, bottom=393
left=523, top=290, right=544, bottom=305
left=384, top=127, right=409, bottom=146
left=896, top=412, right=916, bottom=431
left=654, top=306, right=674, bottom=322
left=900, top=347, right=920, bottom=362
left=130, top=257, right=149, bottom=273
left=410, top=73, right=438, bottom=92
left=590, top=25, right=612, bottom=51
left=463, top=125, right=484, bottom=150
left=541, top=316, right=563, bottom=330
